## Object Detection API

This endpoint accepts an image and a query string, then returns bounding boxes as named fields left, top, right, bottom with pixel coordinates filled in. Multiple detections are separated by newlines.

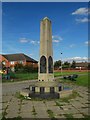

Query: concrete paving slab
left=54, top=115, right=61, bottom=118
left=78, top=108, right=89, bottom=115
left=7, top=103, right=19, bottom=109
left=33, top=101, right=45, bottom=107
left=21, top=105, right=32, bottom=113
left=0, top=98, right=2, bottom=103
left=73, top=113, right=84, bottom=118
left=20, top=111, right=34, bottom=118
left=6, top=107, right=19, bottom=113
left=21, top=102, right=32, bottom=107
left=56, top=109, right=65, bottom=115
left=64, top=107, right=79, bottom=114
left=0, top=110, right=2, bottom=114
left=11, top=98, right=20, bottom=103
left=35, top=112, right=49, bottom=118
left=61, top=104, right=73, bottom=110
left=2, top=96, right=12, bottom=102
left=84, top=103, right=90, bottom=107
left=78, top=92, right=88, bottom=98
left=0, top=114, right=2, bottom=120
left=34, top=105, right=49, bottom=118
left=2, top=103, right=8, bottom=110
left=22, top=101, right=30, bottom=105
left=59, top=114, right=66, bottom=118
left=32, top=100, right=49, bottom=118
left=55, top=101, right=69, bottom=106
left=71, top=101, right=86, bottom=108
left=48, top=106, right=60, bottom=115
left=2, top=109, right=4, bottom=114
left=45, top=101, right=56, bottom=107
left=0, top=103, right=2, bottom=109
left=75, top=97, right=87, bottom=102
left=32, top=100, right=48, bottom=118
left=35, top=105, right=46, bottom=111
left=6, top=111, right=19, bottom=118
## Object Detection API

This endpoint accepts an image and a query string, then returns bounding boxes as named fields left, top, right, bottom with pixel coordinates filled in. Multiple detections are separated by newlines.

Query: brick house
left=0, top=53, right=38, bottom=71
left=75, top=62, right=88, bottom=70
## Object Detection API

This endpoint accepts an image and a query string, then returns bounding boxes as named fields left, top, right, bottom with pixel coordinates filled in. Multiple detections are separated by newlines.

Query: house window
left=10, top=61, right=14, bottom=65
left=2, top=61, right=6, bottom=65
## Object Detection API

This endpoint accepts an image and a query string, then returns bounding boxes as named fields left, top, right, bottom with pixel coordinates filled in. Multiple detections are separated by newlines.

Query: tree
left=23, top=64, right=38, bottom=73
left=14, top=63, right=24, bottom=72
left=63, top=61, right=70, bottom=69
left=54, top=60, right=61, bottom=69
left=71, top=60, right=76, bottom=69
left=14, top=63, right=38, bottom=73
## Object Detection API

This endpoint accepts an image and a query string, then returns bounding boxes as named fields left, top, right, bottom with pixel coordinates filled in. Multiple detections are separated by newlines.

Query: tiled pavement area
left=1, top=85, right=89, bottom=119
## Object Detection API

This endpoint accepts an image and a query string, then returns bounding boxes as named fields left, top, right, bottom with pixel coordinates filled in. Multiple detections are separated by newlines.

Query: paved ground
left=2, top=80, right=38, bottom=94
left=1, top=80, right=89, bottom=119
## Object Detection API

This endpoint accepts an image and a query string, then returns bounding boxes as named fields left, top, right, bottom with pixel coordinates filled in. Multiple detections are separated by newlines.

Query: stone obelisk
left=38, top=17, right=54, bottom=82
left=20, top=17, right=71, bottom=99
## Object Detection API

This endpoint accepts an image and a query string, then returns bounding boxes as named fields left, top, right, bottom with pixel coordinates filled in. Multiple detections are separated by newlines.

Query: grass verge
left=61, top=74, right=88, bottom=87
left=54, top=71, right=88, bottom=77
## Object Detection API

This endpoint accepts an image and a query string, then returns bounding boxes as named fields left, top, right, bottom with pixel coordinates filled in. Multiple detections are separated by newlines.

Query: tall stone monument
left=20, top=17, right=72, bottom=99
left=38, top=17, right=54, bottom=82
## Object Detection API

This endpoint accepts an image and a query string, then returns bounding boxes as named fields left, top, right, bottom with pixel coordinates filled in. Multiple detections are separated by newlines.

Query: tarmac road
left=2, top=80, right=38, bottom=95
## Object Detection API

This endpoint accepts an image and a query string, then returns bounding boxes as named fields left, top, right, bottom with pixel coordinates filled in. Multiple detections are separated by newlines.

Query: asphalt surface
left=2, top=80, right=38, bottom=94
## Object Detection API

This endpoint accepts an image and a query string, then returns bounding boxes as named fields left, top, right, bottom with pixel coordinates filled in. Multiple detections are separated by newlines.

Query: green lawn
left=75, top=74, right=89, bottom=86
left=2, top=73, right=38, bottom=82
left=15, top=73, right=38, bottom=81
left=61, top=74, right=89, bottom=87
left=1, top=71, right=89, bottom=87
left=54, top=71, right=88, bottom=77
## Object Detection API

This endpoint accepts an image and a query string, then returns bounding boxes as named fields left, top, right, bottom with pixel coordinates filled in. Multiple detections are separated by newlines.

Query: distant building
left=75, top=62, right=88, bottom=70
left=0, top=53, right=38, bottom=71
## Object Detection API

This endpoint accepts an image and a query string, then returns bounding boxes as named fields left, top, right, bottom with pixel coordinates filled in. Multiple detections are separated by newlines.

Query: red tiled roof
left=2, top=53, right=38, bottom=63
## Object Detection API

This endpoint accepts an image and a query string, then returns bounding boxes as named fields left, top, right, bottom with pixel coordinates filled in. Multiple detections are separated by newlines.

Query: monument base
left=20, top=81, right=72, bottom=99
left=38, top=73, right=54, bottom=81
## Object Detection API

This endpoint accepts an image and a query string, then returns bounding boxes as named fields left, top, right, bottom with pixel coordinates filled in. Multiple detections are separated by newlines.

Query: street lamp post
left=61, top=53, right=63, bottom=76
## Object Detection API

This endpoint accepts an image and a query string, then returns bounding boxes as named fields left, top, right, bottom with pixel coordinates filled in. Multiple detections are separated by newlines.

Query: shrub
left=14, top=63, right=38, bottom=73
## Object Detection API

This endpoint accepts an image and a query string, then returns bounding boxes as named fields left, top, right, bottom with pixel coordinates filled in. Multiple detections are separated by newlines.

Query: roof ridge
left=2, top=53, right=38, bottom=63
left=3, top=53, right=24, bottom=55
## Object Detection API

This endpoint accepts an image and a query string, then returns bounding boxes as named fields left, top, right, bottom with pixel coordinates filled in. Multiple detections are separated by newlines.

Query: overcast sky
left=2, top=2, right=89, bottom=62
